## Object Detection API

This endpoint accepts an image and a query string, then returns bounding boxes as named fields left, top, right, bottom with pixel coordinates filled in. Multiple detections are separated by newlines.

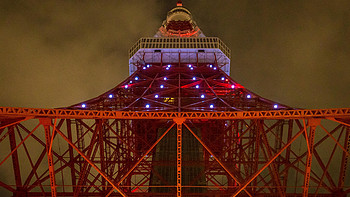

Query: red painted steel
left=1, top=3, right=350, bottom=197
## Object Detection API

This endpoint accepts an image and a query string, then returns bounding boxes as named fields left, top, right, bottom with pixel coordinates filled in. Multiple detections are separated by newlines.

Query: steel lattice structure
left=0, top=1, right=349, bottom=197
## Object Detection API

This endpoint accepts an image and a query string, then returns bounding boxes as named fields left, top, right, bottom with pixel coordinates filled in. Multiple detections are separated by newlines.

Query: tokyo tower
left=0, top=1, right=349, bottom=196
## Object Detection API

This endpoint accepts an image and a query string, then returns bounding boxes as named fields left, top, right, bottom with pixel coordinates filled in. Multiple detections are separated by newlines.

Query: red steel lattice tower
left=0, top=2, right=350, bottom=197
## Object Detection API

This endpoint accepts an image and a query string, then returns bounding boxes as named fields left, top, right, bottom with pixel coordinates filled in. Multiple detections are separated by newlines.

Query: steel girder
left=0, top=110, right=349, bottom=196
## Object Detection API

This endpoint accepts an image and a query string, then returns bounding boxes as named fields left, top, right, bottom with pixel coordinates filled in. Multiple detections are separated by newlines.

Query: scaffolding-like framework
left=0, top=107, right=350, bottom=196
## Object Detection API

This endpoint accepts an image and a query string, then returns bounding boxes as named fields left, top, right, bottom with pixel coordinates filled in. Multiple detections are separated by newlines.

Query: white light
left=163, top=77, right=167, bottom=80
left=160, top=85, right=164, bottom=88
left=81, top=104, right=86, bottom=108
left=166, top=67, right=170, bottom=70
left=188, top=64, right=192, bottom=68
left=231, top=85, right=235, bottom=89
left=210, top=104, right=214, bottom=109
left=274, top=104, right=278, bottom=109
left=135, top=76, right=139, bottom=80
left=108, top=94, right=113, bottom=98
left=214, top=67, right=217, bottom=70
left=200, top=94, right=205, bottom=98
left=143, top=67, right=146, bottom=70
left=195, top=85, right=199, bottom=89
left=246, top=94, right=251, bottom=98
left=155, top=94, right=159, bottom=98
left=221, top=77, right=225, bottom=80
left=190, top=67, right=194, bottom=70
left=167, top=64, right=171, bottom=68
left=192, top=77, right=196, bottom=80
left=209, top=64, right=213, bottom=68
left=125, top=85, right=128, bottom=89
left=146, top=104, right=150, bottom=108
left=147, top=64, right=150, bottom=68
left=129, top=81, right=132, bottom=84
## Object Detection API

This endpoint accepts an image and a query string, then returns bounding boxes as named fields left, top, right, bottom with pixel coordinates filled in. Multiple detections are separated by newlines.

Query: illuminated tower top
left=155, top=1, right=204, bottom=38
left=129, top=1, right=230, bottom=76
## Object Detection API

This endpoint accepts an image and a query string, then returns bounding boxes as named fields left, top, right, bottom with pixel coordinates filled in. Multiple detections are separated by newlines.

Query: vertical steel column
left=40, top=118, right=57, bottom=197
left=177, top=122, right=182, bottom=197
left=302, top=119, right=319, bottom=197
left=174, top=118, right=185, bottom=197
left=66, top=119, right=77, bottom=193
left=8, top=126, right=23, bottom=195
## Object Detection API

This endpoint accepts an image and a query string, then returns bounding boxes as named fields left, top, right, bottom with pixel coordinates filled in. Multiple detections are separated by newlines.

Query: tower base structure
left=0, top=107, right=350, bottom=196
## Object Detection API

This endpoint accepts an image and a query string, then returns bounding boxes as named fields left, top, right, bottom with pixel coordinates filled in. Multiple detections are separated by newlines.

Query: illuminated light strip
left=0, top=107, right=350, bottom=120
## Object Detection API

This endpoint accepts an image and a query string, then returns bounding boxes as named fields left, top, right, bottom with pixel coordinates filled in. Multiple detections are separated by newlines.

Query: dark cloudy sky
left=1, top=0, right=349, bottom=109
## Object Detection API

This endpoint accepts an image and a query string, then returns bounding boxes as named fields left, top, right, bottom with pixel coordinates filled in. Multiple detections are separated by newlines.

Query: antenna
left=177, top=0, right=183, bottom=7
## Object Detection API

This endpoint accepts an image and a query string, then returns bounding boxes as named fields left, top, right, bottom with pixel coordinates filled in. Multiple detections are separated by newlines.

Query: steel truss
left=0, top=108, right=349, bottom=196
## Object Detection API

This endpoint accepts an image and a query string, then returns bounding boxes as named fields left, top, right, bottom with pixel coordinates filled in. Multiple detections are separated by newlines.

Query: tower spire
left=177, top=0, right=183, bottom=7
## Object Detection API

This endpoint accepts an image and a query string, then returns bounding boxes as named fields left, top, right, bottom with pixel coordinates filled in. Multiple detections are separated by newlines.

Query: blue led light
left=210, top=104, right=214, bottom=109
left=81, top=104, right=86, bottom=108
left=146, top=64, right=150, bottom=68
left=190, top=67, right=194, bottom=70
left=188, top=64, right=192, bottom=68
left=125, top=85, right=128, bottom=89
left=108, top=94, right=113, bottom=98
left=155, top=94, right=159, bottom=98
left=231, top=85, right=235, bottom=89
left=146, top=104, right=150, bottom=108
left=221, top=77, right=225, bottom=80
left=167, top=64, right=171, bottom=68
left=274, top=104, right=278, bottom=109
left=135, top=76, right=139, bottom=80
left=246, top=94, right=251, bottom=98
left=163, top=77, right=167, bottom=80
left=209, top=64, right=213, bottom=68
left=160, top=85, right=164, bottom=88
left=195, top=85, right=199, bottom=89
left=166, top=67, right=170, bottom=70
left=200, top=94, right=205, bottom=98
left=213, top=67, right=217, bottom=70
left=192, top=77, right=196, bottom=80
left=143, top=66, right=146, bottom=70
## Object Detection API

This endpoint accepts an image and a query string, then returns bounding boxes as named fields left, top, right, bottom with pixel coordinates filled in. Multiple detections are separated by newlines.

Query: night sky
left=1, top=0, right=349, bottom=110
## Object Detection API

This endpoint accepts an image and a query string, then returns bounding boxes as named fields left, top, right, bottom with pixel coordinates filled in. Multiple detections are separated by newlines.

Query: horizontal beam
left=0, top=107, right=350, bottom=120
